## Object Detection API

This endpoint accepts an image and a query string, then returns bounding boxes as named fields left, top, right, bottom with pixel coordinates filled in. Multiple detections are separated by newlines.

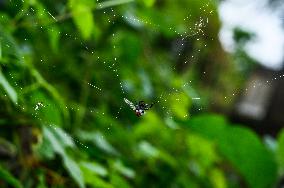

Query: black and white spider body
left=124, top=98, right=155, bottom=117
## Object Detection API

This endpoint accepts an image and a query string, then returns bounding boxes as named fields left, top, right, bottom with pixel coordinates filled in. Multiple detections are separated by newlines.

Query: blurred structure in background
left=234, top=69, right=276, bottom=121
left=218, top=0, right=284, bottom=136
left=231, top=67, right=284, bottom=136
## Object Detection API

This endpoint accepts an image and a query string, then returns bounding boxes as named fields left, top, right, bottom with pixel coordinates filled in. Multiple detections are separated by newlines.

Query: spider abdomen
left=135, top=109, right=145, bottom=117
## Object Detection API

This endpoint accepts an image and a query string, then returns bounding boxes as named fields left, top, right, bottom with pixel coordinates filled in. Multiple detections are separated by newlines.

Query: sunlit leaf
left=69, top=0, right=95, bottom=39
left=170, top=92, right=190, bottom=119
left=80, top=161, right=108, bottom=177
left=141, top=0, right=155, bottom=7
left=84, top=174, right=113, bottom=188
left=209, top=168, right=227, bottom=188
left=97, top=0, right=134, bottom=9
left=80, top=161, right=112, bottom=188
left=110, top=173, right=131, bottom=188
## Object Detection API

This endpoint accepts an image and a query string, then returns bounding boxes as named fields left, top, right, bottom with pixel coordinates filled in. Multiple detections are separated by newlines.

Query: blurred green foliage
left=0, top=0, right=282, bottom=188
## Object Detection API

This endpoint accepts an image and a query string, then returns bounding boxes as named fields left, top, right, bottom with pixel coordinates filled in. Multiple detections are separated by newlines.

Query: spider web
left=3, top=0, right=282, bottom=150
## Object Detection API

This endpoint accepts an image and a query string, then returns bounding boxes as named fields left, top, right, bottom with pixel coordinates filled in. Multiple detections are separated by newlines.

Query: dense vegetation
left=0, top=0, right=283, bottom=187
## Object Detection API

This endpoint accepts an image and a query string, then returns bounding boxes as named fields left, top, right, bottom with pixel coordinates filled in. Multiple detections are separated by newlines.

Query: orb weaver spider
left=124, top=98, right=155, bottom=117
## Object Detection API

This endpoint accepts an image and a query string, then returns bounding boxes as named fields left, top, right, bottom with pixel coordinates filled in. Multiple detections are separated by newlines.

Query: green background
left=0, top=0, right=282, bottom=187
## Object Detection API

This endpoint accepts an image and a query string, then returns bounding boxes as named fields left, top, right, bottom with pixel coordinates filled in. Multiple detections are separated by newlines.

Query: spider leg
left=144, top=102, right=156, bottom=110
left=124, top=98, right=136, bottom=111
left=149, top=101, right=157, bottom=108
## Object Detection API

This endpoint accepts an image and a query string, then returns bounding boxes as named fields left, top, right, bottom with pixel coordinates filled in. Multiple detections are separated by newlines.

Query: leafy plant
left=0, top=0, right=280, bottom=187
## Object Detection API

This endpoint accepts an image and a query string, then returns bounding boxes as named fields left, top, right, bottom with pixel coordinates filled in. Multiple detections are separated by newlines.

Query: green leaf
left=0, top=138, right=17, bottom=157
left=0, top=165, right=23, bottom=188
left=110, top=173, right=131, bottom=188
left=63, top=156, right=85, bottom=188
left=80, top=161, right=112, bottom=188
left=141, top=0, right=155, bottom=7
left=0, top=25, right=22, bottom=64
left=138, top=141, right=176, bottom=167
left=276, top=129, right=284, bottom=175
left=187, top=134, right=219, bottom=176
left=43, top=126, right=85, bottom=188
left=138, top=141, right=159, bottom=158
left=36, top=172, right=48, bottom=188
left=77, top=131, right=119, bottom=155
left=29, top=91, right=62, bottom=126
left=170, top=92, right=190, bottom=119
left=43, top=126, right=65, bottom=155
left=112, top=160, right=135, bottom=179
left=49, top=126, right=75, bottom=148
left=35, top=131, right=55, bottom=160
left=209, top=168, right=227, bottom=188
left=80, top=161, right=108, bottom=177
left=84, top=174, right=113, bottom=188
left=29, top=68, right=69, bottom=124
left=188, top=114, right=277, bottom=188
left=0, top=42, right=2, bottom=60
left=0, top=69, right=17, bottom=104
left=47, top=26, right=60, bottom=53
left=69, top=0, right=95, bottom=39
left=97, top=0, right=134, bottom=9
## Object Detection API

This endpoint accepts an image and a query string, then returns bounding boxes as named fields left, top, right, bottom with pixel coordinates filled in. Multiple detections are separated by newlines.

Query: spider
left=124, top=98, right=155, bottom=117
